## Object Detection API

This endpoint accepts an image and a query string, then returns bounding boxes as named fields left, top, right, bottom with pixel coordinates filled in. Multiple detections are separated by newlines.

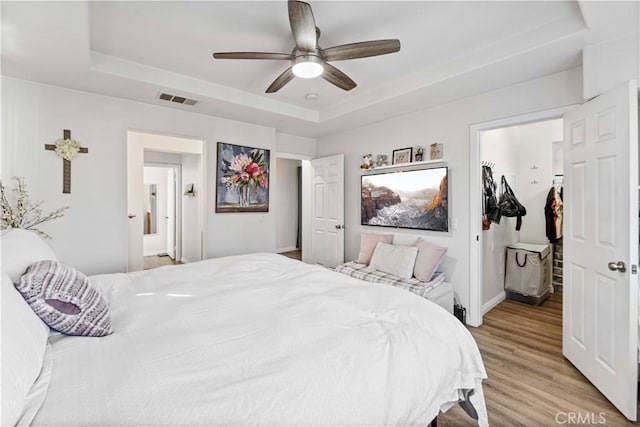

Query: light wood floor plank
left=143, top=255, right=181, bottom=270
left=279, top=250, right=302, bottom=261
left=438, top=293, right=638, bottom=426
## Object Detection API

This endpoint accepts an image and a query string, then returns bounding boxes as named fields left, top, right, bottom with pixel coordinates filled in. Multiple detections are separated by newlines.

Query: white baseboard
left=276, top=246, right=298, bottom=253
left=482, top=291, right=506, bottom=315
left=180, top=257, right=190, bottom=264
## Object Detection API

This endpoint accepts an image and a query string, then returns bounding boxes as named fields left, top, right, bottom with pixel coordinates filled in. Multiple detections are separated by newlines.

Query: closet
left=479, top=118, right=563, bottom=314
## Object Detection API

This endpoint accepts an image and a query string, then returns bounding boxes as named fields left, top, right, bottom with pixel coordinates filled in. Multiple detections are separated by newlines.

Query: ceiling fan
left=213, top=0, right=401, bottom=93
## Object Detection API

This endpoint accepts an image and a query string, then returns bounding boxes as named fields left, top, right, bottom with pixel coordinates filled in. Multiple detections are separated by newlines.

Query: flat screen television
left=361, top=166, right=448, bottom=232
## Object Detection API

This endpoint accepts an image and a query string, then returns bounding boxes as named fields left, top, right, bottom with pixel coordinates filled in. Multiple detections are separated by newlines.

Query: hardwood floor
left=279, top=249, right=302, bottom=261
left=143, top=255, right=181, bottom=270
left=439, top=293, right=639, bottom=426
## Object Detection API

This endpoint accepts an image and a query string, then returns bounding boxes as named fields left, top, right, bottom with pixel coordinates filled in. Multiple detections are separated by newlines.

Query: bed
left=3, top=230, right=488, bottom=426
left=334, top=261, right=454, bottom=314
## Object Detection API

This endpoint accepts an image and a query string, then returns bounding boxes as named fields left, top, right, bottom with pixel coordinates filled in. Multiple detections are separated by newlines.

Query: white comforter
left=33, top=253, right=488, bottom=426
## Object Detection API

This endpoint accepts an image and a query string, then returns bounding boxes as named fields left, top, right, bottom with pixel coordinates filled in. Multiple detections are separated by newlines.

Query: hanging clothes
left=553, top=187, right=563, bottom=240
left=545, top=186, right=563, bottom=243
left=545, top=188, right=556, bottom=242
left=482, top=165, right=500, bottom=227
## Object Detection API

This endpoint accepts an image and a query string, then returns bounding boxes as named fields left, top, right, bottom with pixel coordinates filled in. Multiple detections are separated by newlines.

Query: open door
left=309, top=154, right=344, bottom=267
left=562, top=80, right=638, bottom=420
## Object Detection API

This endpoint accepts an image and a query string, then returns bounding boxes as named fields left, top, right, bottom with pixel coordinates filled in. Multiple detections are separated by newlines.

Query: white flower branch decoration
left=1, top=177, right=69, bottom=239
left=54, top=138, right=81, bottom=161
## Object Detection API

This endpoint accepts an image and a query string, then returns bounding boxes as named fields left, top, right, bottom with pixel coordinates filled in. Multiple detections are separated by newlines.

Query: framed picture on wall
left=215, top=142, right=270, bottom=213
left=392, top=147, right=413, bottom=165
left=430, top=142, right=444, bottom=160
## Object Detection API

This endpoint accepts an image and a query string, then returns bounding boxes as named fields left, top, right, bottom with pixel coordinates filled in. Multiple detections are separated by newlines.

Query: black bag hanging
left=486, top=193, right=501, bottom=224
left=498, top=175, right=526, bottom=230
left=482, top=165, right=501, bottom=224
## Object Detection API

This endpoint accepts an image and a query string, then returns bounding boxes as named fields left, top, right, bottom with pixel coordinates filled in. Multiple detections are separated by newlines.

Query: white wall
left=516, top=119, right=563, bottom=243
left=181, top=153, right=201, bottom=263
left=1, top=76, right=300, bottom=274
left=552, top=140, right=564, bottom=176
left=275, top=158, right=300, bottom=252
left=316, top=67, right=583, bottom=310
left=276, top=132, right=317, bottom=157
left=143, top=166, right=169, bottom=256
left=583, top=32, right=639, bottom=100
left=205, top=132, right=277, bottom=258
left=480, top=127, right=520, bottom=307
left=144, top=151, right=182, bottom=164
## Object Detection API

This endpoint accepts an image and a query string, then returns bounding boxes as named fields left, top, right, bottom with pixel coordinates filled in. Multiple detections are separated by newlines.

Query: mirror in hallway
left=144, top=183, right=157, bottom=235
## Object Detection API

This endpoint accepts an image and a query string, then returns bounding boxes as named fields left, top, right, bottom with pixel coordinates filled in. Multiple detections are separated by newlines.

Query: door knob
left=127, top=214, right=137, bottom=219
left=608, top=261, right=627, bottom=272
left=335, top=225, right=343, bottom=229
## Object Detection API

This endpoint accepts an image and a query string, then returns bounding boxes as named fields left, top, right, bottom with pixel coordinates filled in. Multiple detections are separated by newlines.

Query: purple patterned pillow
left=16, top=260, right=113, bottom=337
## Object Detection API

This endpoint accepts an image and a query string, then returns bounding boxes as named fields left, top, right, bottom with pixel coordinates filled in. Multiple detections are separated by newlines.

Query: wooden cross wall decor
left=44, top=129, right=88, bottom=194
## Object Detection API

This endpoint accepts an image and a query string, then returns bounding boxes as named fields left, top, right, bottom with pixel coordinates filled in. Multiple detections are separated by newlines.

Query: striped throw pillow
left=16, top=260, right=113, bottom=337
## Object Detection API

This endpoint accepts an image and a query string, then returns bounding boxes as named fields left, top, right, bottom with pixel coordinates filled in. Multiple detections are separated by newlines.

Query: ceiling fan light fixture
left=292, top=54, right=324, bottom=79
left=213, top=1, right=400, bottom=92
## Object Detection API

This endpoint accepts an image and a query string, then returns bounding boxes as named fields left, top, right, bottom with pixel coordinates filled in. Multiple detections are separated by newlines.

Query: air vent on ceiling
left=158, top=92, right=198, bottom=106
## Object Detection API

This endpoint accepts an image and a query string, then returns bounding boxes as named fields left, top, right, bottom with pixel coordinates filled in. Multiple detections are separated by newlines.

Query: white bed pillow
left=1, top=229, right=58, bottom=283
left=1, top=271, right=51, bottom=427
left=369, top=242, right=418, bottom=280
left=355, top=232, right=393, bottom=265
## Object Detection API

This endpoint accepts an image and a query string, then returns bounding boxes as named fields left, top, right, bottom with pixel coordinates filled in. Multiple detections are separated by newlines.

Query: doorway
left=275, top=157, right=302, bottom=260
left=468, top=106, right=576, bottom=326
left=143, top=162, right=181, bottom=269
left=468, top=83, right=638, bottom=420
left=479, top=118, right=563, bottom=314
left=275, top=152, right=315, bottom=263
left=127, top=131, right=204, bottom=272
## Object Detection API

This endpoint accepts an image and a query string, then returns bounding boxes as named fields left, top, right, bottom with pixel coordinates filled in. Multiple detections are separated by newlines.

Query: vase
left=239, top=186, right=250, bottom=207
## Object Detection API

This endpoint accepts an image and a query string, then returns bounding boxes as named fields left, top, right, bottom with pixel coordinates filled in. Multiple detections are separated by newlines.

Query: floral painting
left=216, top=142, right=270, bottom=212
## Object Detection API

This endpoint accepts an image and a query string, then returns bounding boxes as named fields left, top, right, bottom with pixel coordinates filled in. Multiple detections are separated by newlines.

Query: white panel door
left=562, top=80, right=638, bottom=420
left=310, top=154, right=344, bottom=267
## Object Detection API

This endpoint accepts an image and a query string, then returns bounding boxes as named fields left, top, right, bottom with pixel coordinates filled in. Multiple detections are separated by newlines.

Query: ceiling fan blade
left=288, top=1, right=317, bottom=52
left=322, top=39, right=401, bottom=62
left=213, top=52, right=293, bottom=60
left=322, top=63, right=357, bottom=91
left=266, top=67, right=295, bottom=93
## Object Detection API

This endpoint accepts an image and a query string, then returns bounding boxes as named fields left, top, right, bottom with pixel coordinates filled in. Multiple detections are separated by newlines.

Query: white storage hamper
left=504, top=242, right=551, bottom=305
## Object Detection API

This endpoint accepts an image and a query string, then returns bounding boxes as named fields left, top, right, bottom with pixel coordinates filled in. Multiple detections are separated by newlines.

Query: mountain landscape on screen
left=361, top=168, right=448, bottom=232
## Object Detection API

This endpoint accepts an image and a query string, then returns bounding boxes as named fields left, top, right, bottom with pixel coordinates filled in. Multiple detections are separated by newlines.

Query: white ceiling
left=2, top=1, right=638, bottom=138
